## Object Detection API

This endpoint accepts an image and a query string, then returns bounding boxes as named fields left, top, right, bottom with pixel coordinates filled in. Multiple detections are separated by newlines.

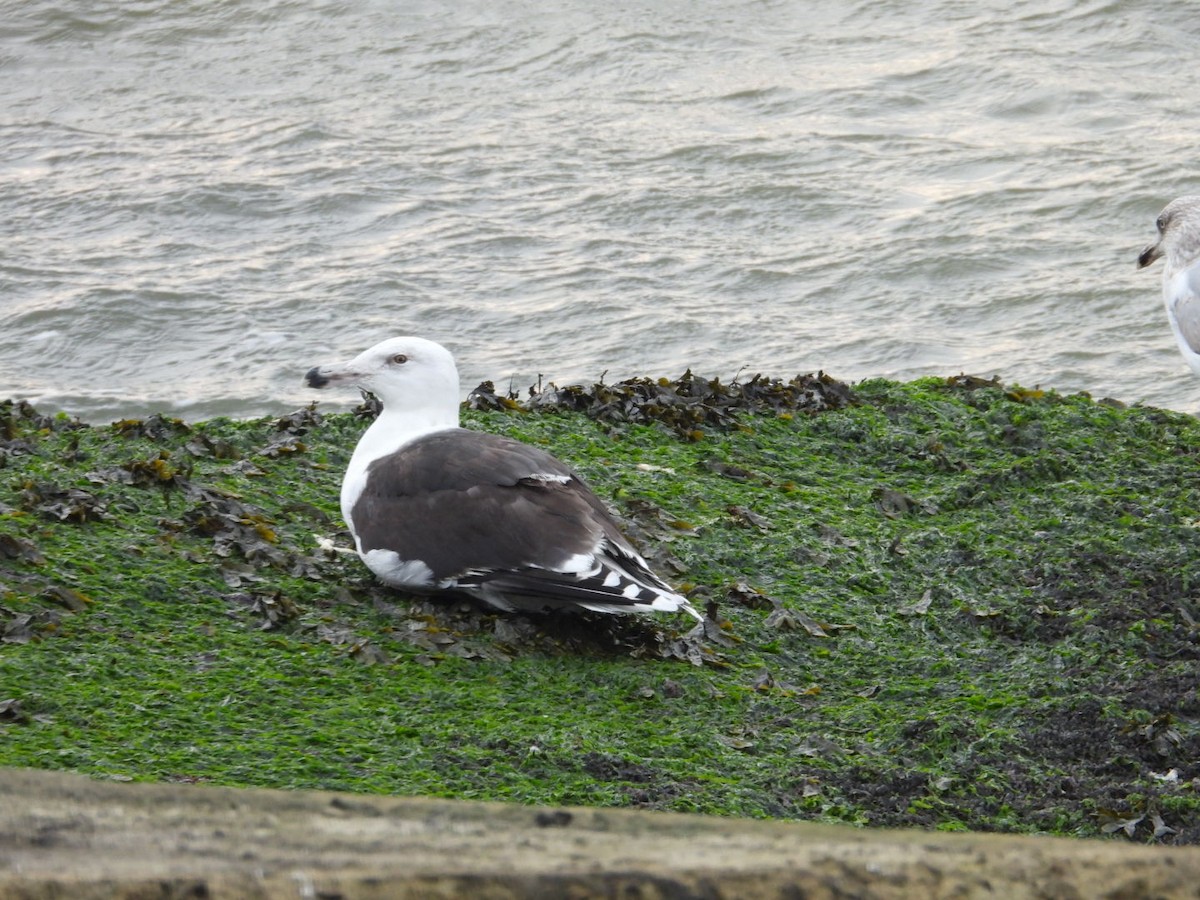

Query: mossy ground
left=1, top=377, right=1198, bottom=843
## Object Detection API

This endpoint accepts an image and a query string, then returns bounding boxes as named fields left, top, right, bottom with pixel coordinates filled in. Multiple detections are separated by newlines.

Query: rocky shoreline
left=2, top=375, right=1199, bottom=846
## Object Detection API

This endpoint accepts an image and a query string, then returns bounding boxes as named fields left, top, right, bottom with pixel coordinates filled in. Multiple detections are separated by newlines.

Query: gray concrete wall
left=3, top=766, right=1198, bottom=899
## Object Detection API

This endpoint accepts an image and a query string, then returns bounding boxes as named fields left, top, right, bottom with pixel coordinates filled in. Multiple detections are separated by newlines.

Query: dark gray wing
left=351, top=429, right=632, bottom=583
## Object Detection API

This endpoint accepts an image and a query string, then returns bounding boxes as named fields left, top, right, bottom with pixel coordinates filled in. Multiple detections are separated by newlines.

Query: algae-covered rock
left=0, top=374, right=1198, bottom=842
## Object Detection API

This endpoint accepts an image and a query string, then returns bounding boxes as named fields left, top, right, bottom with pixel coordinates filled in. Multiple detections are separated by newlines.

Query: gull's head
left=305, top=336, right=461, bottom=423
left=1138, top=195, right=1200, bottom=273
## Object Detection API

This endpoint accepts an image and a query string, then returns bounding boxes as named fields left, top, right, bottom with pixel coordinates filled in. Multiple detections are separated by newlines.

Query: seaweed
left=467, top=369, right=854, bottom=437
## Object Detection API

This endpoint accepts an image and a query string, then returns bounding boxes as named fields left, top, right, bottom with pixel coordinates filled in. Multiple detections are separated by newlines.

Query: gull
left=305, top=336, right=702, bottom=621
left=1138, top=195, right=1200, bottom=377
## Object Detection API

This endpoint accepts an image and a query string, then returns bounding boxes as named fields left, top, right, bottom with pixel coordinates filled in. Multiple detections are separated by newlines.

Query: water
left=3, top=0, right=1199, bottom=422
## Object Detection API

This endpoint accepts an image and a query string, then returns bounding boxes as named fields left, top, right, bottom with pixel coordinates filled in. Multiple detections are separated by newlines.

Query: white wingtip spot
left=558, top=552, right=597, bottom=575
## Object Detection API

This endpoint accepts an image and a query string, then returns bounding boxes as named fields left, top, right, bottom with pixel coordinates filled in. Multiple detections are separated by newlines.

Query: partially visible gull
left=1138, top=195, right=1200, bottom=378
left=305, top=336, right=702, bottom=621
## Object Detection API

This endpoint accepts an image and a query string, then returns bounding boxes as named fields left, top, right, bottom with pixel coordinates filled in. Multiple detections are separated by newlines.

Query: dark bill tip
left=305, top=366, right=330, bottom=388
left=1137, top=244, right=1162, bottom=270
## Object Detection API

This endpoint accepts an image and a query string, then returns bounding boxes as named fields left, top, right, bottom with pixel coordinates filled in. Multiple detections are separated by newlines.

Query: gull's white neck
left=1167, top=248, right=1200, bottom=281
left=1166, top=215, right=1200, bottom=279
left=340, top=402, right=460, bottom=529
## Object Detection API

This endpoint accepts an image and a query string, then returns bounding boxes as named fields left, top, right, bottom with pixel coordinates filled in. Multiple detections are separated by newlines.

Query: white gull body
left=305, top=336, right=701, bottom=620
left=1138, top=195, right=1200, bottom=378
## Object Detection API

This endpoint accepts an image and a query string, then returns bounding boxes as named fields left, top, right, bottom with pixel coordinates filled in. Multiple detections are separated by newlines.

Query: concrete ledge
left=2, top=766, right=1198, bottom=899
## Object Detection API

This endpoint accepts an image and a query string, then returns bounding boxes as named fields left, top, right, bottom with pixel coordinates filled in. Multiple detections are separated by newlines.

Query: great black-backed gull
left=1138, top=195, right=1200, bottom=378
left=305, top=336, right=702, bottom=621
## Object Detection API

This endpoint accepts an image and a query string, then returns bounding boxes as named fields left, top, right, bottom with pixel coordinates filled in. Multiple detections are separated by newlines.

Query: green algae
left=1, top=378, right=1198, bottom=843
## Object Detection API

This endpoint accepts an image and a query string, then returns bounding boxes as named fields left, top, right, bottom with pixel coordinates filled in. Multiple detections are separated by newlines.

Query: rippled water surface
left=3, top=0, right=1200, bottom=420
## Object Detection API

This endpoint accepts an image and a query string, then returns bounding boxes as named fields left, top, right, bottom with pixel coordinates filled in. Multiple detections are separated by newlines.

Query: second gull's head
left=1138, top=195, right=1200, bottom=274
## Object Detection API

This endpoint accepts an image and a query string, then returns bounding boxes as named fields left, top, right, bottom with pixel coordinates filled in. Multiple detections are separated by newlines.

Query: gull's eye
left=390, top=353, right=408, bottom=365
left=1157, top=213, right=1168, bottom=233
